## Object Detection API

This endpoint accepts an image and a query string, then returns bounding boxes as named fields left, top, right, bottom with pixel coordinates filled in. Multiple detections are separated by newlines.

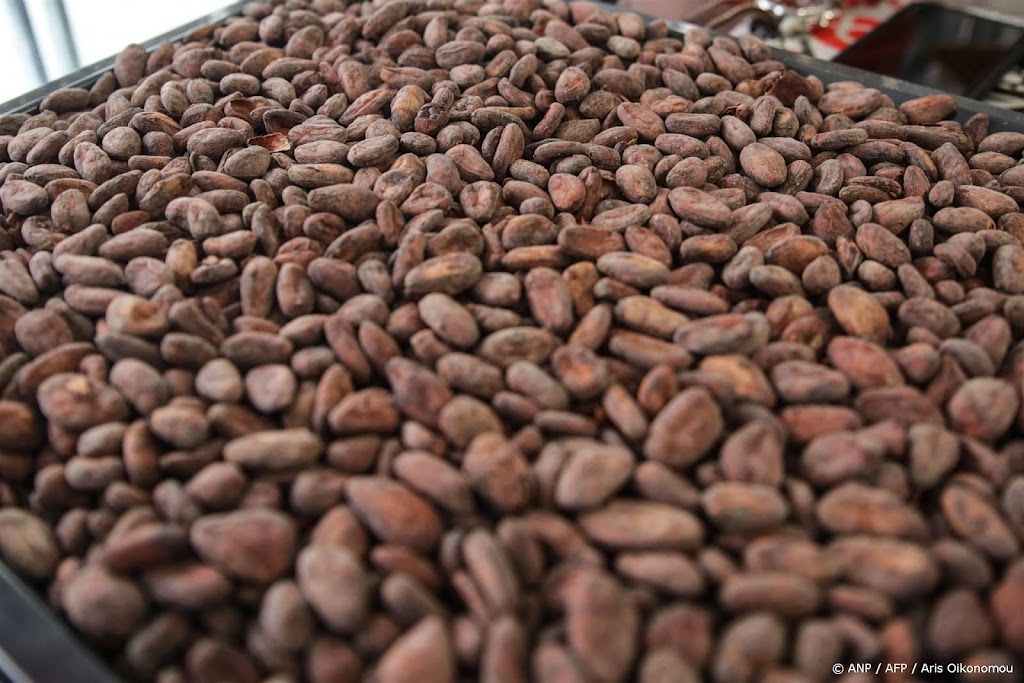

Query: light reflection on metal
left=5, top=0, right=47, bottom=83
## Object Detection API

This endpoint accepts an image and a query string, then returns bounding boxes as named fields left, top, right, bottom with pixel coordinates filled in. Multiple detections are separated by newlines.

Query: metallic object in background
left=4, top=0, right=47, bottom=83
left=675, top=0, right=765, bottom=30
left=32, top=0, right=82, bottom=77
left=620, top=0, right=780, bottom=32
left=755, top=0, right=841, bottom=34
left=5, top=0, right=80, bottom=83
left=51, top=0, right=79, bottom=66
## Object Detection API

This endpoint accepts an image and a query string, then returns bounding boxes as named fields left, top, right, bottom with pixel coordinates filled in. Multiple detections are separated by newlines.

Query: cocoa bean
left=2, top=5, right=1024, bottom=681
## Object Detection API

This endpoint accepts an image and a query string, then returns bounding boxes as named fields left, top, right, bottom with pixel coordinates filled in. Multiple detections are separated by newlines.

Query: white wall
left=0, top=0, right=47, bottom=102
left=0, top=0, right=236, bottom=105
left=62, top=0, right=236, bottom=66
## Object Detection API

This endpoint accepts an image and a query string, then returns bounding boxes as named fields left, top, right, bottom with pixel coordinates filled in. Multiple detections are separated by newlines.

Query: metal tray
left=1, top=2, right=1024, bottom=682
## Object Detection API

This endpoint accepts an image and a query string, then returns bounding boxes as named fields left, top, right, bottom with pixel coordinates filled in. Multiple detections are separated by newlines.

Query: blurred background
left=0, top=0, right=236, bottom=103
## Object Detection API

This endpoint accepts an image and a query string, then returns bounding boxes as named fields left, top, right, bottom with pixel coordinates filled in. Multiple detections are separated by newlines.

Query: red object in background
left=806, top=0, right=907, bottom=59
left=619, top=0, right=911, bottom=60
left=814, top=15, right=885, bottom=50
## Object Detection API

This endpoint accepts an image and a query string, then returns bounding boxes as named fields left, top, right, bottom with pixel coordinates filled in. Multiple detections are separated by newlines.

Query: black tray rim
left=0, top=559, right=118, bottom=683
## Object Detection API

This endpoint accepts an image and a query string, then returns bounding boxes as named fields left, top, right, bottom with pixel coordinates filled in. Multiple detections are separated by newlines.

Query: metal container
left=1, top=2, right=1023, bottom=682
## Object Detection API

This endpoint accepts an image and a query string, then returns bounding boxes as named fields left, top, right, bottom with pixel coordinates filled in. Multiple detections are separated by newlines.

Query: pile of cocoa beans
left=2, top=0, right=1024, bottom=681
